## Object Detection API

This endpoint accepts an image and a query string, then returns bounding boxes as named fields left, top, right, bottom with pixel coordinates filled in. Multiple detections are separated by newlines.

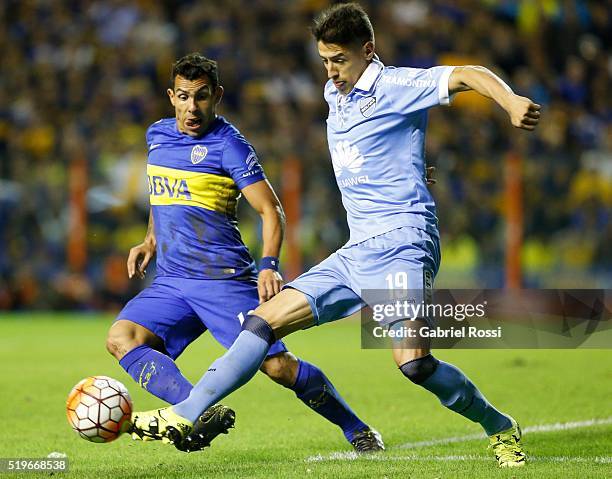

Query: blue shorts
left=117, top=277, right=287, bottom=359
left=286, top=226, right=440, bottom=325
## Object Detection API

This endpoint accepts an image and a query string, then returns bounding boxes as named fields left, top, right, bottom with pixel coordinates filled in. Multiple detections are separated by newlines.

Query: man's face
left=317, top=41, right=374, bottom=94
left=167, top=75, right=223, bottom=137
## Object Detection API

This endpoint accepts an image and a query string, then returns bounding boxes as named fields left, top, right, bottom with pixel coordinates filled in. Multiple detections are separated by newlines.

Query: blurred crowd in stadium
left=0, top=0, right=610, bottom=310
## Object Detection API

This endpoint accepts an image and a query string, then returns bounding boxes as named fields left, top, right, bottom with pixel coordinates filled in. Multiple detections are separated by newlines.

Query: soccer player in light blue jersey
left=132, top=5, right=540, bottom=467
left=110, top=53, right=383, bottom=452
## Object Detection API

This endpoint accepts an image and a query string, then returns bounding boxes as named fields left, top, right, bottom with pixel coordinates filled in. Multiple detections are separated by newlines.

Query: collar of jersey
left=352, top=56, right=384, bottom=95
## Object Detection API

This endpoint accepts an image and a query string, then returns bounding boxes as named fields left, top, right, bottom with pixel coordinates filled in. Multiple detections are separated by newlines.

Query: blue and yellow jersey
left=146, top=116, right=265, bottom=279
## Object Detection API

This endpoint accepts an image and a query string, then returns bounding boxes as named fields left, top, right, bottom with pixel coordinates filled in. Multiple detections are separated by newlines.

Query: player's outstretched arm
left=241, top=180, right=286, bottom=303
left=127, top=209, right=156, bottom=279
left=448, top=66, right=541, bottom=130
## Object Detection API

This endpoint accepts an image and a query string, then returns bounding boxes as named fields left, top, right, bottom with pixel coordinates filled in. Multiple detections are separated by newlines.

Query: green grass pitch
left=1, top=313, right=611, bottom=478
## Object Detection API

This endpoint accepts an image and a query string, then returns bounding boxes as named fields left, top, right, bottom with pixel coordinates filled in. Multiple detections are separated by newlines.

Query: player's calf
left=260, top=348, right=382, bottom=452
left=398, top=354, right=512, bottom=434
left=108, top=320, right=193, bottom=404
left=398, top=352, right=523, bottom=465
left=260, top=352, right=299, bottom=387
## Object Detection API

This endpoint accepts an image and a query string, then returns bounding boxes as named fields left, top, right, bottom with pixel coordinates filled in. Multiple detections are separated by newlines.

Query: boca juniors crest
left=191, top=145, right=208, bottom=164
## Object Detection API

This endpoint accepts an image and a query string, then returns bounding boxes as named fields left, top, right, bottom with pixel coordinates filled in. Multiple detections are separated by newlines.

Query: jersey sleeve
left=145, top=119, right=165, bottom=149
left=385, top=66, right=456, bottom=115
left=222, top=135, right=267, bottom=190
left=145, top=124, right=155, bottom=148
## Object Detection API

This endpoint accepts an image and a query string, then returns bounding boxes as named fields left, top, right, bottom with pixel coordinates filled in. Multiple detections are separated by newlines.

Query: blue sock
left=119, top=344, right=193, bottom=404
left=420, top=361, right=511, bottom=436
left=290, top=360, right=368, bottom=442
left=173, top=328, right=271, bottom=423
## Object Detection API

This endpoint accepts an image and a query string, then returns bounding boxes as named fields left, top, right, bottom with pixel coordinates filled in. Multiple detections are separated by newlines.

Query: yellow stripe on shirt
left=147, top=164, right=239, bottom=215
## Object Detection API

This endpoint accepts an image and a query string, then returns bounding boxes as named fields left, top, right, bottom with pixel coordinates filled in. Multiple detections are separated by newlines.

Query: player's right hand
left=506, top=94, right=541, bottom=131
left=257, top=269, right=283, bottom=304
left=127, top=240, right=156, bottom=279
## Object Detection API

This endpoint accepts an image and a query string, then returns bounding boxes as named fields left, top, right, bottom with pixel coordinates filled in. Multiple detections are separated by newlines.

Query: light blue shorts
left=285, top=226, right=440, bottom=325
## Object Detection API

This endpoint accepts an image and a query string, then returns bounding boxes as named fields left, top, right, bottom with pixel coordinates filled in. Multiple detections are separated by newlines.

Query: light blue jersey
left=325, top=58, right=455, bottom=245
left=286, top=58, right=453, bottom=323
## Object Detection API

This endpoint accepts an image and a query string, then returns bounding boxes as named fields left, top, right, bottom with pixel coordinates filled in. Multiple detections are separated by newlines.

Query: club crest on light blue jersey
left=358, top=96, right=376, bottom=118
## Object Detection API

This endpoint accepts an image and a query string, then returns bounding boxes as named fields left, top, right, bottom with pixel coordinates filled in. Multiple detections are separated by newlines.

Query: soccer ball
left=66, top=376, right=132, bottom=443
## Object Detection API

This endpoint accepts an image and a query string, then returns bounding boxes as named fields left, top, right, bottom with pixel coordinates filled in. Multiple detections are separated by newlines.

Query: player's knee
left=261, top=352, right=298, bottom=387
left=251, top=289, right=315, bottom=338
left=242, top=314, right=276, bottom=346
left=249, top=304, right=282, bottom=334
left=105, top=332, right=127, bottom=360
left=399, top=354, right=440, bottom=384
left=106, top=320, right=143, bottom=360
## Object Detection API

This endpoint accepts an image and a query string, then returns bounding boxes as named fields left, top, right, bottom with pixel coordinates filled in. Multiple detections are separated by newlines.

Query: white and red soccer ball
left=66, top=376, right=132, bottom=443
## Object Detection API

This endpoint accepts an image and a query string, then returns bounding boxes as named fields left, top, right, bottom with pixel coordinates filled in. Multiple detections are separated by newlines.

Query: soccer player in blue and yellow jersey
left=132, top=5, right=540, bottom=467
left=107, top=53, right=383, bottom=452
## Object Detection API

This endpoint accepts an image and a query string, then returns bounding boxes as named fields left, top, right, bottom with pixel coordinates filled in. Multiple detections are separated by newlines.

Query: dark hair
left=311, top=2, right=374, bottom=48
left=171, top=53, right=219, bottom=88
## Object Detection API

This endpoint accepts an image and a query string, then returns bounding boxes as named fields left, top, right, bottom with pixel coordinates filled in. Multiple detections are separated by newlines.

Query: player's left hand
left=505, top=94, right=541, bottom=131
left=258, top=269, right=284, bottom=303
